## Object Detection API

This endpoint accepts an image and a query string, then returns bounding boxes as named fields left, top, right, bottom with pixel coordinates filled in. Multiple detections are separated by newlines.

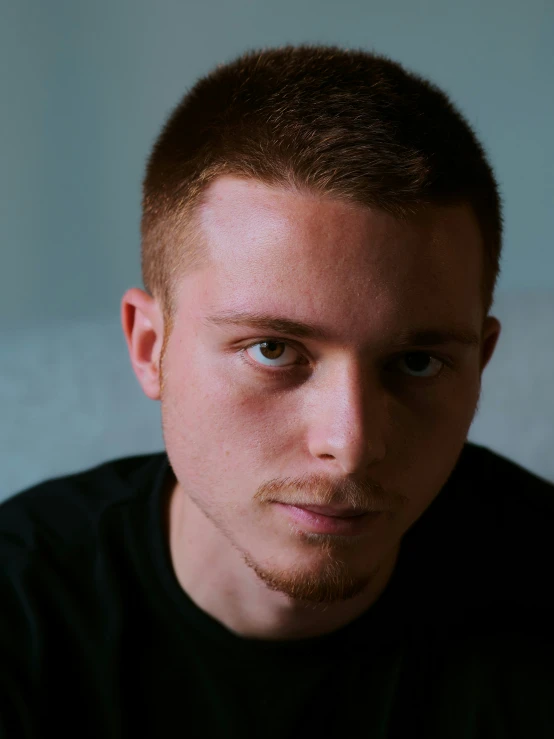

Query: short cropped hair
left=141, top=44, right=503, bottom=337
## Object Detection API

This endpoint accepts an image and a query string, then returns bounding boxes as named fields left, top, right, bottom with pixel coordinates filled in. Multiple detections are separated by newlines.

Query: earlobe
left=120, top=288, right=164, bottom=401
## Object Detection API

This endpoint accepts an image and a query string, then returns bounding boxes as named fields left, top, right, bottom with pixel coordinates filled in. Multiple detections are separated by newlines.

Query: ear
left=121, top=287, right=165, bottom=401
left=480, top=315, right=502, bottom=374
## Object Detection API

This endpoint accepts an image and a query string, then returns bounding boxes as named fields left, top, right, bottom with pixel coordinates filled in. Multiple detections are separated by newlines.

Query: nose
left=306, top=360, right=386, bottom=474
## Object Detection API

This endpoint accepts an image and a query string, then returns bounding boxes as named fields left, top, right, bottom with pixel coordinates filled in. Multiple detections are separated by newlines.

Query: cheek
left=165, top=357, right=279, bottom=459
left=215, top=384, right=288, bottom=451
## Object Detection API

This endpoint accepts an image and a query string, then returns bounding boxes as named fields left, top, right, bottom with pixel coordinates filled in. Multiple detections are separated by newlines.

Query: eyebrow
left=203, top=311, right=481, bottom=348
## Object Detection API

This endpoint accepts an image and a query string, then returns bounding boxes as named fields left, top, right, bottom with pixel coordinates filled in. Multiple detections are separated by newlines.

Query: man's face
left=157, top=175, right=500, bottom=605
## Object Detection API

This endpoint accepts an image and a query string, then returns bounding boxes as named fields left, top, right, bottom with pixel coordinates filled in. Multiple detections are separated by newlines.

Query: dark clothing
left=1, top=442, right=554, bottom=738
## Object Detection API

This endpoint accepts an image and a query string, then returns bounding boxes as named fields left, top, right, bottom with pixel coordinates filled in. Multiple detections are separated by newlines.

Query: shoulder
left=0, top=451, right=167, bottom=560
left=460, top=441, right=554, bottom=512
left=0, top=450, right=169, bottom=662
left=404, top=442, right=554, bottom=621
left=457, top=442, right=554, bottom=610
left=458, top=442, right=554, bottom=545
left=0, top=452, right=167, bottom=729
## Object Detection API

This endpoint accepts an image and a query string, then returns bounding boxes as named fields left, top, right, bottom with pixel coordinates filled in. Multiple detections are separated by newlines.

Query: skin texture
left=121, top=175, right=501, bottom=641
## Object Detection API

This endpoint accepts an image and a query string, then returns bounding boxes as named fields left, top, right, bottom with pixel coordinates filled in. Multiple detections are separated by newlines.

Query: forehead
left=186, top=175, right=483, bottom=332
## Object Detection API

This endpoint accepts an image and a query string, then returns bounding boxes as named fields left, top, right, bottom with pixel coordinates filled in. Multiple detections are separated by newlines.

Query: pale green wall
left=2, top=0, right=553, bottom=324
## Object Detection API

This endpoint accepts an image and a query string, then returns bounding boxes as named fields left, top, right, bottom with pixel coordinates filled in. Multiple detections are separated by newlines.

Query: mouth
left=274, top=502, right=381, bottom=536
left=294, top=504, right=369, bottom=518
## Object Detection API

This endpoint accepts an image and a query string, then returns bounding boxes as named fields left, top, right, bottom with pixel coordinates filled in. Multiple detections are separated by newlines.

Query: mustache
left=254, top=473, right=406, bottom=513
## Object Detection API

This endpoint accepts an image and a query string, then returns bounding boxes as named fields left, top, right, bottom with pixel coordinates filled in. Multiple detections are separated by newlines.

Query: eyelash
left=238, top=339, right=454, bottom=381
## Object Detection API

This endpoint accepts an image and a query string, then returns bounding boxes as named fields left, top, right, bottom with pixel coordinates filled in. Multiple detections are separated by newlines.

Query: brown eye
left=245, top=340, right=301, bottom=369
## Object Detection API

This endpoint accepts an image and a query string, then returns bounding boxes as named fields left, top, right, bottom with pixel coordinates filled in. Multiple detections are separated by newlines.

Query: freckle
left=225, top=450, right=230, bottom=456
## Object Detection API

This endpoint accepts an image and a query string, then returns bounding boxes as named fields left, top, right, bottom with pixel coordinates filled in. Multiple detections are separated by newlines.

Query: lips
left=275, top=503, right=380, bottom=536
left=294, top=505, right=367, bottom=518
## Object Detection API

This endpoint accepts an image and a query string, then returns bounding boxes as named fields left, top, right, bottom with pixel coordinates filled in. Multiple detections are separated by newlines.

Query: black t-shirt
left=1, top=442, right=554, bottom=738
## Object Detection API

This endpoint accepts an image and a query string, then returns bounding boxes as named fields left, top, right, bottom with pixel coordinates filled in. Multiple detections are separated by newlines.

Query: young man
left=2, top=45, right=553, bottom=738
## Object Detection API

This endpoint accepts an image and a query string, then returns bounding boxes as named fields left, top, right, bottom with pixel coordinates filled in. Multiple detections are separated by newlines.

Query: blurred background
left=1, top=0, right=553, bottom=498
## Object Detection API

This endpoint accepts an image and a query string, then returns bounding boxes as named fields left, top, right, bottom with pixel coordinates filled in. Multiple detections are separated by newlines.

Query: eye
left=243, top=340, right=303, bottom=369
left=396, top=352, right=446, bottom=378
